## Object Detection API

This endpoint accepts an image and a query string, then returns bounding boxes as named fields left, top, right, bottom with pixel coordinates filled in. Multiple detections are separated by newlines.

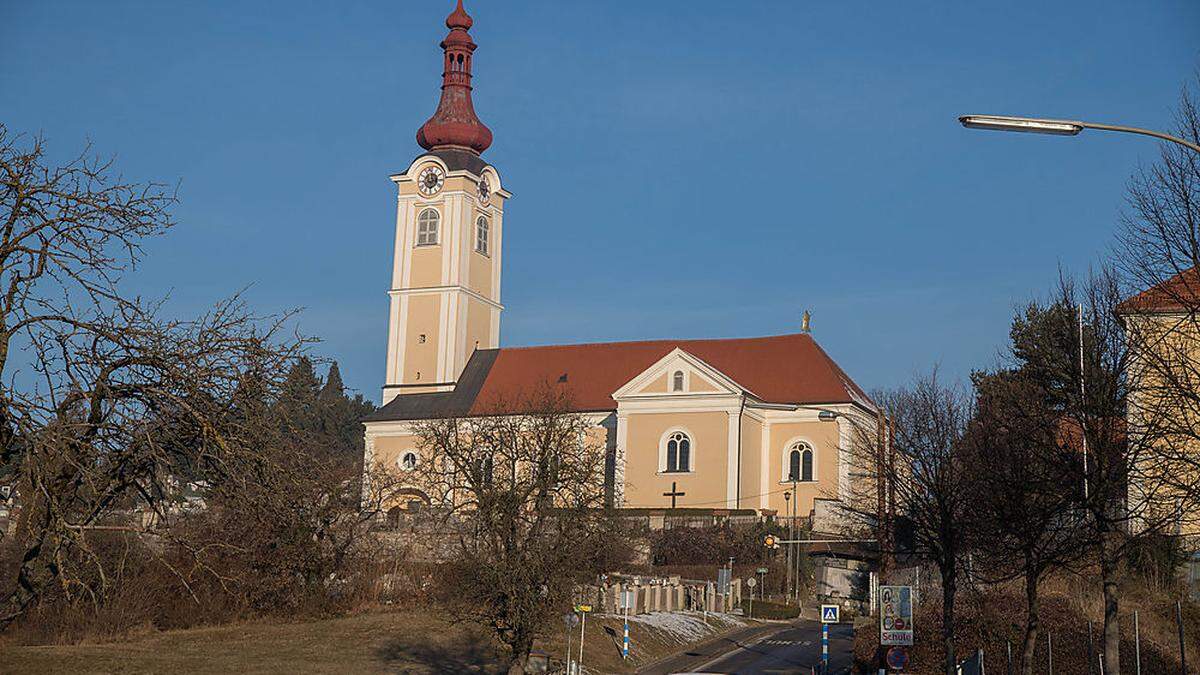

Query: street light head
left=818, top=410, right=839, bottom=422
left=959, top=114, right=1083, bottom=136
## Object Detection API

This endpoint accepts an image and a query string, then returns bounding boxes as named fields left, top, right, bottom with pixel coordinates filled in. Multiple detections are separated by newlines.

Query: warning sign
left=879, top=585, right=913, bottom=646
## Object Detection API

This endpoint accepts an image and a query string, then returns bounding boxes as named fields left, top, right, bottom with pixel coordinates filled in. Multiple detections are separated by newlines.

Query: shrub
left=744, top=599, right=801, bottom=620
left=649, top=522, right=784, bottom=566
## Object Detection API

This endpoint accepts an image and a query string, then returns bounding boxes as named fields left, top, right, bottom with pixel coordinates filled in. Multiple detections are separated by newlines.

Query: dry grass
left=1, top=610, right=473, bottom=674
left=853, top=575, right=1199, bottom=674
left=0, top=608, right=749, bottom=674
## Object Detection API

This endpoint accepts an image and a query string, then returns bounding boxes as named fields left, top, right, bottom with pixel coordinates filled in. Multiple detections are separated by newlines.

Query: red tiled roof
left=1056, top=416, right=1126, bottom=453
left=469, top=332, right=869, bottom=414
left=1118, top=267, right=1200, bottom=313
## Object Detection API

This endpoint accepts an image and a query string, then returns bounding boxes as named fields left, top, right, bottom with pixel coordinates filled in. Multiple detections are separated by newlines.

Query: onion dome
left=415, top=0, right=493, bottom=155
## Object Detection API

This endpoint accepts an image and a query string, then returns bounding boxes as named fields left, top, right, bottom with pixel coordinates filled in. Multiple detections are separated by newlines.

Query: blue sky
left=2, top=1, right=1198, bottom=401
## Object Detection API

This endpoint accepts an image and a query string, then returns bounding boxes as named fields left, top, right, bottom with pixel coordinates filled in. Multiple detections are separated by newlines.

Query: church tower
left=382, top=0, right=508, bottom=404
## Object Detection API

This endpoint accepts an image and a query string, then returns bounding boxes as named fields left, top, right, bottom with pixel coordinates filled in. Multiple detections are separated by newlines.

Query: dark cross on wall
left=663, top=481, right=685, bottom=509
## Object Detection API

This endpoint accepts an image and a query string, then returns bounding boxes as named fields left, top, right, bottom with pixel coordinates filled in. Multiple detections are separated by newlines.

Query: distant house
left=1118, top=268, right=1200, bottom=542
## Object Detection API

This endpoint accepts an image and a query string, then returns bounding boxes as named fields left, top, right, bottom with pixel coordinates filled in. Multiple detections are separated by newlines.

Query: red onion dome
left=415, top=0, right=493, bottom=154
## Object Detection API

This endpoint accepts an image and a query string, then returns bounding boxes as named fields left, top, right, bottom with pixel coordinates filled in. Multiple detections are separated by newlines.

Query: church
left=362, top=1, right=879, bottom=526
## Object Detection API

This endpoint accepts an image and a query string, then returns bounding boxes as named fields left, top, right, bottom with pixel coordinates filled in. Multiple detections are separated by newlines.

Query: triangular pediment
left=612, top=348, right=752, bottom=401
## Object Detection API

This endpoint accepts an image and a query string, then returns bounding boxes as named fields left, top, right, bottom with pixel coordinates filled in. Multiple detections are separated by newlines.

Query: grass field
left=0, top=608, right=749, bottom=674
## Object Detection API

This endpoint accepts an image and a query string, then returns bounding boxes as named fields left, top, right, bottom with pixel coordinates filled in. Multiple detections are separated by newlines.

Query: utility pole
left=1079, top=303, right=1090, bottom=500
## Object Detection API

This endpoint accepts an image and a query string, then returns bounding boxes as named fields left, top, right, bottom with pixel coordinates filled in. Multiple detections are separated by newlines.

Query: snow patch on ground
left=626, top=611, right=745, bottom=643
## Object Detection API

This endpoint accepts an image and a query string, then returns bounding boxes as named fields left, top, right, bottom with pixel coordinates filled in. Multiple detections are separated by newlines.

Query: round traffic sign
left=746, top=578, right=757, bottom=588
left=886, top=646, right=910, bottom=670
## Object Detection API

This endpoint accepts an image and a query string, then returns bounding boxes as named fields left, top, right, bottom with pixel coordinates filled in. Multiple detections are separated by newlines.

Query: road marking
left=689, top=627, right=790, bottom=672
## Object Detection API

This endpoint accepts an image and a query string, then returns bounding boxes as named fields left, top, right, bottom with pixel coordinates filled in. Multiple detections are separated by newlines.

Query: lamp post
left=791, top=474, right=799, bottom=605
left=813, top=408, right=894, bottom=576
left=783, top=489, right=792, bottom=603
left=957, top=115, right=1200, bottom=154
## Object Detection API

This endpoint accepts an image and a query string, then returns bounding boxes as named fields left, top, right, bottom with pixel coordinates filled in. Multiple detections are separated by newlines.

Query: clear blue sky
left=2, top=1, right=1198, bottom=401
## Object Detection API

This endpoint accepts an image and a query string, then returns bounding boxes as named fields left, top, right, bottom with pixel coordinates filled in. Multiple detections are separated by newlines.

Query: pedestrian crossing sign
left=820, top=604, right=840, bottom=624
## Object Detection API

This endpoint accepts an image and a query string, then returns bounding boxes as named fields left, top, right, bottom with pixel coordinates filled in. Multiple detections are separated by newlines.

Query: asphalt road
left=682, top=619, right=856, bottom=675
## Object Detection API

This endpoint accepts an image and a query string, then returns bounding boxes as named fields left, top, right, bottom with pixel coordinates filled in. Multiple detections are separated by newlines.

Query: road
left=641, top=619, right=855, bottom=675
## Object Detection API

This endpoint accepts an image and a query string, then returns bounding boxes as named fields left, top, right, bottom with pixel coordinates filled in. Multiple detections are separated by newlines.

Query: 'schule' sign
left=879, top=585, right=914, bottom=646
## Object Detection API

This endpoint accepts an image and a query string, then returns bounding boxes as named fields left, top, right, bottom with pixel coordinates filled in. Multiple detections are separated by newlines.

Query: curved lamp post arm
left=1078, top=120, right=1200, bottom=153
left=959, top=114, right=1200, bottom=154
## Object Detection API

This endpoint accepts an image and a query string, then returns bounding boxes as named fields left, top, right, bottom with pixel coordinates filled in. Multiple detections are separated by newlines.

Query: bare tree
left=1116, top=77, right=1200, bottom=532
left=1112, top=77, right=1200, bottom=675
left=405, top=388, right=626, bottom=675
left=866, top=371, right=972, bottom=675
left=0, top=126, right=348, bottom=627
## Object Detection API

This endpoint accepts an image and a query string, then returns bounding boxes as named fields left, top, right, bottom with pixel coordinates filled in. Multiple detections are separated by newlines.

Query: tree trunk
left=507, top=634, right=533, bottom=675
left=507, top=653, right=528, bottom=675
left=1101, top=525, right=1122, bottom=675
left=1020, top=571, right=1041, bottom=675
left=943, top=567, right=957, bottom=675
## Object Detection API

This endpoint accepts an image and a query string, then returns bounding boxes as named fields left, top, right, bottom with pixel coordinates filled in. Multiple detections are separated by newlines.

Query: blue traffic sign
left=820, top=604, right=840, bottom=624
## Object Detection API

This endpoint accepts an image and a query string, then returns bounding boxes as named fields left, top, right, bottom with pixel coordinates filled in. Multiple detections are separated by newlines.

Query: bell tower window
left=475, top=215, right=489, bottom=255
left=416, top=208, right=440, bottom=246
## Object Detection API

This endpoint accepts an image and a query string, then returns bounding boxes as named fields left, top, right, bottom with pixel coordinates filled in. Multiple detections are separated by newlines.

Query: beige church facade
left=362, top=1, right=879, bottom=525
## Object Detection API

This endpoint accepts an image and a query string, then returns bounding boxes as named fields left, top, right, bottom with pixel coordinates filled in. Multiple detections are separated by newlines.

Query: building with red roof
left=1119, top=269, right=1200, bottom=540
left=1117, top=267, right=1200, bottom=315
left=363, top=2, right=877, bottom=523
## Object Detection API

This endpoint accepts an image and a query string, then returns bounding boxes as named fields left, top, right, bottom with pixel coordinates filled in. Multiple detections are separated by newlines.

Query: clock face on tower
left=418, top=165, right=445, bottom=196
left=476, top=176, right=491, bottom=206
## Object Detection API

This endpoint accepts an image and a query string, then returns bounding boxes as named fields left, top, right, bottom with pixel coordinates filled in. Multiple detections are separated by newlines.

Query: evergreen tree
left=269, top=357, right=376, bottom=466
left=278, top=356, right=322, bottom=433
left=317, top=362, right=375, bottom=464
left=319, top=361, right=345, bottom=402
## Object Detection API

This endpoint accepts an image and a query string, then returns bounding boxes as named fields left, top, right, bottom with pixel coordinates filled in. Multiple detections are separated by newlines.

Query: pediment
left=612, top=348, right=749, bottom=401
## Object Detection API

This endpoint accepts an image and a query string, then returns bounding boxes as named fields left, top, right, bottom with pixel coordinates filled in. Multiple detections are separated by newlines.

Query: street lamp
left=958, top=114, right=1200, bottom=153
left=782, top=489, right=792, bottom=603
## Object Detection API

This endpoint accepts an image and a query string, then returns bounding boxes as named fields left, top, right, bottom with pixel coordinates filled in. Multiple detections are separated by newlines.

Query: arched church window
left=417, top=208, right=439, bottom=246
left=665, top=431, right=691, bottom=473
left=475, top=216, right=489, bottom=255
left=399, top=452, right=418, bottom=471
left=787, top=443, right=814, bottom=482
left=672, top=370, right=685, bottom=392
